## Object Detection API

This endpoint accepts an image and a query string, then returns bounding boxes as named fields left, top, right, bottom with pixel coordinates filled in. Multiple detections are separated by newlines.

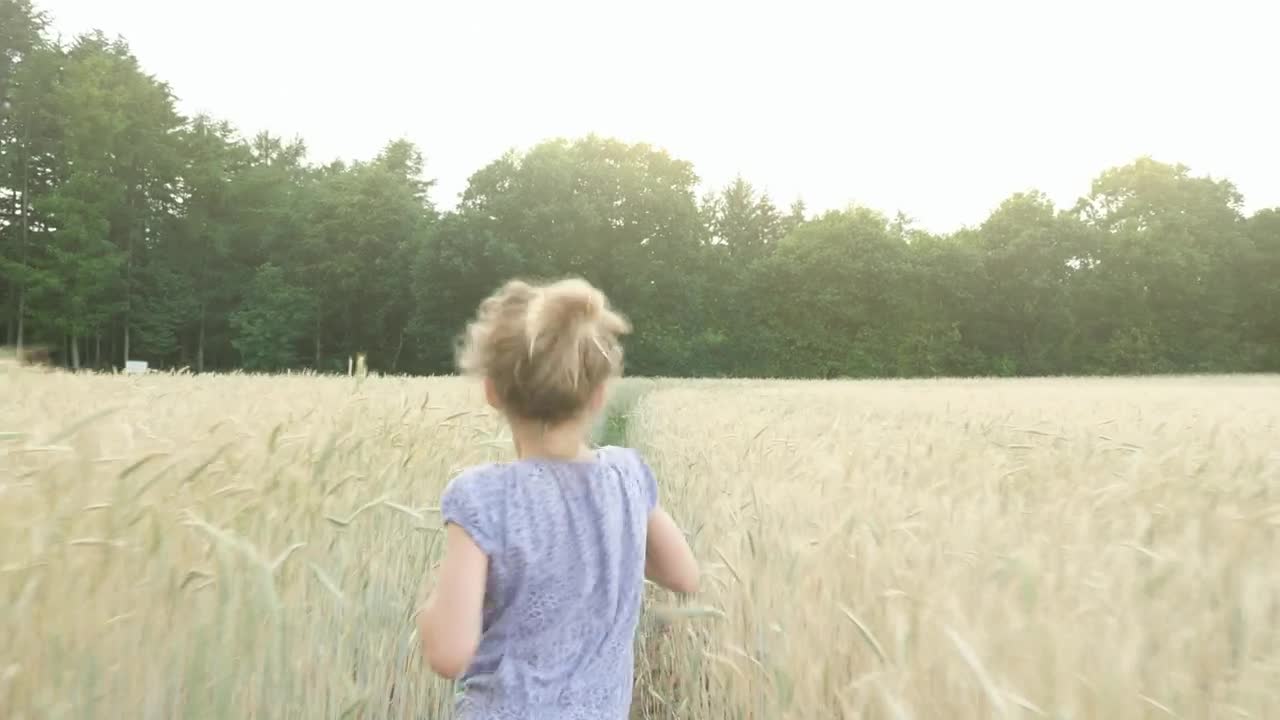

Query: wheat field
left=2, top=368, right=1278, bottom=719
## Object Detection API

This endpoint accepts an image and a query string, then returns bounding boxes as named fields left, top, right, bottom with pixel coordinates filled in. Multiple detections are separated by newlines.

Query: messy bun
left=457, top=277, right=631, bottom=423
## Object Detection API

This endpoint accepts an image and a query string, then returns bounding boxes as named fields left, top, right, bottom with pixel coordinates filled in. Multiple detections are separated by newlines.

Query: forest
left=2, top=0, right=1277, bottom=378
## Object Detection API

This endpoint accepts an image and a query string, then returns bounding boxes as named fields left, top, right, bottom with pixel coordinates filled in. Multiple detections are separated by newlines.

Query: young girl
left=416, top=277, right=700, bottom=719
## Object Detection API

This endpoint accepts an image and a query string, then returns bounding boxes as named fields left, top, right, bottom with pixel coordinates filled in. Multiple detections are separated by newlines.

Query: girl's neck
left=510, top=416, right=594, bottom=462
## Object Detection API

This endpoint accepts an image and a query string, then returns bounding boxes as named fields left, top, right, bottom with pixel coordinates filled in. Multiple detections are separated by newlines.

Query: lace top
left=439, top=445, right=658, bottom=719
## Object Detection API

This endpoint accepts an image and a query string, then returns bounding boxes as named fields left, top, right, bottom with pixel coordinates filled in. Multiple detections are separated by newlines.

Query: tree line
left=2, top=1, right=1277, bottom=377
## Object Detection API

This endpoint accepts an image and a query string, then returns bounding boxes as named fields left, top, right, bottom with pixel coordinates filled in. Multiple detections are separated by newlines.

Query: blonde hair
left=457, top=277, right=631, bottom=423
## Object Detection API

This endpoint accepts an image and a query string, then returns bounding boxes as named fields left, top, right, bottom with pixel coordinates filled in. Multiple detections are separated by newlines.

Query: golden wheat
left=2, top=369, right=1278, bottom=719
left=1, top=370, right=506, bottom=719
left=631, top=376, right=1280, bottom=719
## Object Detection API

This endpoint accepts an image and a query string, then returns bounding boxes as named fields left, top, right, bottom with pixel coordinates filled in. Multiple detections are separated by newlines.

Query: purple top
left=439, top=445, right=658, bottom=719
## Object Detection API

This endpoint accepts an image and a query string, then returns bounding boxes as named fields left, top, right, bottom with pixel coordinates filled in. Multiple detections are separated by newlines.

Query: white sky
left=39, top=0, right=1280, bottom=233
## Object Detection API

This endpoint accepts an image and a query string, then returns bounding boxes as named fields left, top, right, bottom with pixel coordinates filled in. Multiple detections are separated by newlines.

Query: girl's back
left=415, top=277, right=698, bottom=719
left=440, top=445, right=657, bottom=719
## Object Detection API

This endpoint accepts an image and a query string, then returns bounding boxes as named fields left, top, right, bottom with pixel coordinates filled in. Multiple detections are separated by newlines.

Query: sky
left=38, top=0, right=1280, bottom=233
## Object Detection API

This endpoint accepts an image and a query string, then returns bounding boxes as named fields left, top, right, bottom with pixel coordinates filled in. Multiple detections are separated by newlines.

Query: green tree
left=435, top=135, right=709, bottom=375
left=693, top=177, right=789, bottom=373
left=150, top=116, right=252, bottom=370
left=0, top=1, right=54, bottom=352
left=5, top=1, right=1276, bottom=379
left=781, top=198, right=807, bottom=237
left=236, top=133, right=311, bottom=268
left=704, top=176, right=783, bottom=260
left=25, top=173, right=122, bottom=368
left=1075, top=157, right=1248, bottom=372
left=966, top=191, right=1088, bottom=374
left=748, top=207, right=910, bottom=377
left=364, top=140, right=436, bottom=372
left=897, top=232, right=987, bottom=376
left=36, top=32, right=183, bottom=365
left=190, top=131, right=312, bottom=371
left=408, top=213, right=524, bottom=373
left=0, top=0, right=44, bottom=100
left=297, top=140, right=435, bottom=372
left=1243, top=209, right=1280, bottom=368
left=230, top=263, right=312, bottom=371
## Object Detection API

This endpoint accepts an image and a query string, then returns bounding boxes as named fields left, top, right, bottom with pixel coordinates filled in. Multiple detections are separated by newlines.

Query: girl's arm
left=416, top=523, right=488, bottom=679
left=645, top=507, right=700, bottom=594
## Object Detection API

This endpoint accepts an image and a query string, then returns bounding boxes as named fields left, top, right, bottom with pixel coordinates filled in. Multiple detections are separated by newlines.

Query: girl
left=416, top=277, right=700, bottom=719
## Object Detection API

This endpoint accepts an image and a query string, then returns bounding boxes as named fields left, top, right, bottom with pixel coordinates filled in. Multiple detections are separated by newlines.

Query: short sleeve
left=440, top=470, right=501, bottom=556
